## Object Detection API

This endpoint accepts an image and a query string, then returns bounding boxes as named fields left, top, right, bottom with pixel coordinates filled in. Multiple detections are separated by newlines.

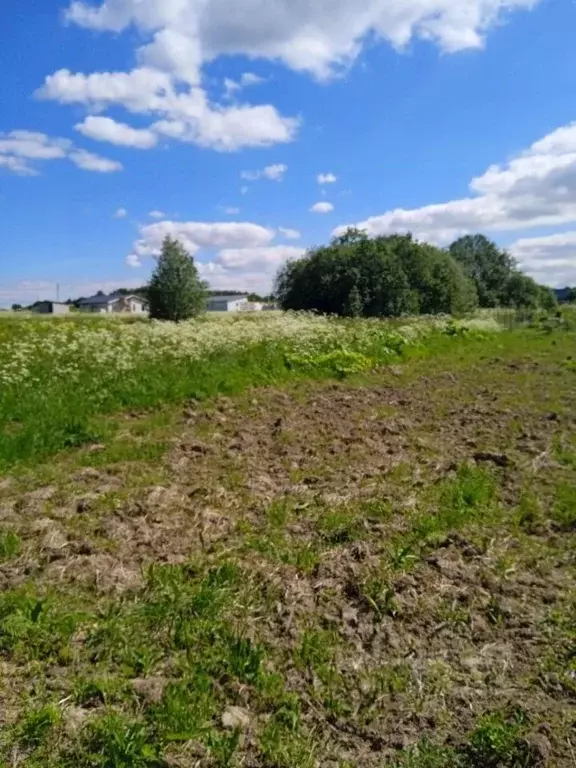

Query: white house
left=206, top=295, right=250, bottom=312
left=78, top=293, right=148, bottom=314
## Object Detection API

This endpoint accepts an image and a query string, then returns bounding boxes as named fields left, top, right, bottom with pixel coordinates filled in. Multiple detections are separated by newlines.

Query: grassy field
left=0, top=314, right=575, bottom=766
left=0, top=312, right=497, bottom=471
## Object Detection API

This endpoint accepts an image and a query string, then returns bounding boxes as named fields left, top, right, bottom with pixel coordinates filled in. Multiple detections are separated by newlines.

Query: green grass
left=1, top=320, right=576, bottom=767
left=0, top=312, right=505, bottom=471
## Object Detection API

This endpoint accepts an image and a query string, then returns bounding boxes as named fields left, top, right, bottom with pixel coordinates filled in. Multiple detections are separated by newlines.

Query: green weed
left=0, top=587, right=86, bottom=662
left=16, top=704, right=62, bottom=748
left=0, top=531, right=20, bottom=561
left=551, top=483, right=576, bottom=530
left=317, top=509, right=364, bottom=545
left=81, top=713, right=161, bottom=767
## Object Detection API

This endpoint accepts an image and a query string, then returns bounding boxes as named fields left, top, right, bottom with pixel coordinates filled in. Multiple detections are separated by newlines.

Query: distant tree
left=275, top=229, right=478, bottom=318
left=502, top=272, right=542, bottom=309
left=148, top=236, right=207, bottom=321
left=449, top=235, right=517, bottom=307
left=566, top=287, right=576, bottom=303
left=536, top=285, right=558, bottom=312
left=11, top=303, right=22, bottom=311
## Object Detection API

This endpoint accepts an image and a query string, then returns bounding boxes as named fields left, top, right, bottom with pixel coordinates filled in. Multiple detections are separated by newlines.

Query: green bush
left=276, top=229, right=478, bottom=317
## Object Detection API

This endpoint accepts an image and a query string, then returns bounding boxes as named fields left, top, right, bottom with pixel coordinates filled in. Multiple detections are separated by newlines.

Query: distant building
left=206, top=295, right=249, bottom=312
left=78, top=293, right=148, bottom=314
left=32, top=301, right=70, bottom=315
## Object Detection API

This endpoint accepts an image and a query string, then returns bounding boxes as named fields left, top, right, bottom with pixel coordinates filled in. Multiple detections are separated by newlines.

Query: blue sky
left=2, top=0, right=576, bottom=305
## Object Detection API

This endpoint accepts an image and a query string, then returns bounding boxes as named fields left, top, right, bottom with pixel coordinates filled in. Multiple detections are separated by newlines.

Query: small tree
left=148, top=236, right=207, bottom=321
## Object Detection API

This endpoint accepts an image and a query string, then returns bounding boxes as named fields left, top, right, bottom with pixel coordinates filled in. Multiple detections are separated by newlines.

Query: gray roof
left=207, top=295, right=249, bottom=303
left=79, top=293, right=145, bottom=306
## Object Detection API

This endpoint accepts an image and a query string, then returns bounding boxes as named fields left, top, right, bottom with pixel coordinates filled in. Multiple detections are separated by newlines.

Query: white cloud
left=38, top=68, right=298, bottom=152
left=37, top=67, right=173, bottom=111
left=278, top=227, right=301, bottom=239
left=318, top=172, right=337, bottom=184
left=75, top=115, right=158, bottom=148
left=69, top=149, right=123, bottom=172
left=0, top=155, right=37, bottom=176
left=63, top=0, right=540, bottom=81
left=224, top=72, right=266, bottom=96
left=216, top=245, right=304, bottom=270
left=149, top=210, right=166, bottom=219
left=132, top=219, right=276, bottom=258
left=509, top=232, right=576, bottom=287
left=113, top=207, right=128, bottom=218
left=336, top=120, right=576, bottom=245
left=241, top=163, right=288, bottom=182
left=311, top=201, right=334, bottom=213
left=240, top=186, right=249, bottom=195
left=44, top=0, right=533, bottom=156
left=0, top=129, right=121, bottom=175
left=224, top=207, right=240, bottom=215
left=196, top=244, right=305, bottom=293
left=0, top=130, right=69, bottom=159
left=126, top=254, right=142, bottom=267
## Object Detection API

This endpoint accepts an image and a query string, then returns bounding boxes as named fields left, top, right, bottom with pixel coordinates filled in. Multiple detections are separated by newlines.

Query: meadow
left=0, top=310, right=575, bottom=767
left=0, top=311, right=499, bottom=470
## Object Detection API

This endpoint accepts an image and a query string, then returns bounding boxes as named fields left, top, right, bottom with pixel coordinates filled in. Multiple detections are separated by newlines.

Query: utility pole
left=56, top=283, right=60, bottom=303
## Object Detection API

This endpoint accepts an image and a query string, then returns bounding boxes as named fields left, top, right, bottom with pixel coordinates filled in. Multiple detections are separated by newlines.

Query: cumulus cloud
left=38, top=67, right=298, bottom=152
left=318, top=172, right=337, bottom=184
left=509, top=232, right=576, bottom=287
left=113, top=207, right=128, bottom=218
left=69, top=149, right=123, bottom=172
left=149, top=210, right=165, bottom=219
left=40, top=0, right=534, bottom=155
left=131, top=219, right=276, bottom=258
left=241, top=164, right=287, bottom=182
left=224, top=72, right=266, bottom=97
left=278, top=227, right=301, bottom=239
left=311, top=201, right=334, bottom=213
left=126, top=254, right=142, bottom=267
left=63, top=0, right=540, bottom=81
left=126, top=217, right=302, bottom=292
left=0, top=129, right=121, bottom=175
left=216, top=245, right=304, bottom=270
left=336, top=120, right=576, bottom=245
left=75, top=115, right=158, bottom=148
left=196, top=244, right=304, bottom=293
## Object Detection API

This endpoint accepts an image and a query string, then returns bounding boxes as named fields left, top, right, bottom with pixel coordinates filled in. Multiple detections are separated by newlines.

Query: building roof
left=207, top=295, right=249, bottom=303
left=78, top=292, right=146, bottom=306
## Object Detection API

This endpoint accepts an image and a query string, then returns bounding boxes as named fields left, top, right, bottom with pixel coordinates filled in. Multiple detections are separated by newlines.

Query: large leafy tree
left=448, top=234, right=517, bottom=307
left=275, top=229, right=478, bottom=317
left=449, top=233, right=558, bottom=310
left=148, top=236, right=207, bottom=321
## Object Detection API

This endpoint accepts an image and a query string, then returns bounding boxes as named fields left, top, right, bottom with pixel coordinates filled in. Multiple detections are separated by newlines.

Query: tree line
left=10, top=233, right=570, bottom=319
left=275, top=230, right=560, bottom=317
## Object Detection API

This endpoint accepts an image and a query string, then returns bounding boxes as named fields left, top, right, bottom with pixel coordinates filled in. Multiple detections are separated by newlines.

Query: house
left=206, top=295, right=249, bottom=312
left=32, top=301, right=70, bottom=315
left=78, top=293, right=148, bottom=314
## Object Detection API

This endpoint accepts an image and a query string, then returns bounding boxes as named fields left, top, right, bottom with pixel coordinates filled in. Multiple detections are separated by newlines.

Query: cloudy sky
left=2, top=0, right=576, bottom=305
